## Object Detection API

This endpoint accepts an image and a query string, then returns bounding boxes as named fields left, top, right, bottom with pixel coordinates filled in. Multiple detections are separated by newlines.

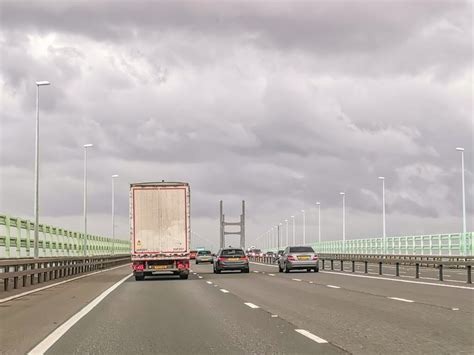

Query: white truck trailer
left=130, top=181, right=190, bottom=280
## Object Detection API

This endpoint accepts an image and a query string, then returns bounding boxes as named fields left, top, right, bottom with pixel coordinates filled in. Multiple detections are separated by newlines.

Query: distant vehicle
left=265, top=251, right=275, bottom=257
left=195, top=250, right=213, bottom=264
left=278, top=246, right=319, bottom=273
left=213, top=248, right=249, bottom=273
left=130, top=181, right=191, bottom=281
left=190, top=250, right=198, bottom=259
left=247, top=248, right=263, bottom=257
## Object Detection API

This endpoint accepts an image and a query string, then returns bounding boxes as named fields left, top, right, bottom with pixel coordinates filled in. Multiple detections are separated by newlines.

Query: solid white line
left=253, top=271, right=259, bottom=273
left=268, top=273, right=275, bottom=276
left=388, top=297, right=414, bottom=303
left=220, top=289, right=229, bottom=293
left=244, top=302, right=260, bottom=309
left=249, top=262, right=474, bottom=290
left=206, top=281, right=213, bottom=284
left=292, top=278, right=302, bottom=282
left=326, top=285, right=340, bottom=289
left=0, top=264, right=130, bottom=304
left=295, top=329, right=328, bottom=344
left=452, top=307, right=459, bottom=311
left=28, top=273, right=131, bottom=354
left=309, top=281, right=314, bottom=284
left=271, top=314, right=278, bottom=318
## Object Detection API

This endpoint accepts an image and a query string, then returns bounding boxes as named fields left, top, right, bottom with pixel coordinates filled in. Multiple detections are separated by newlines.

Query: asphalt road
left=0, top=261, right=472, bottom=354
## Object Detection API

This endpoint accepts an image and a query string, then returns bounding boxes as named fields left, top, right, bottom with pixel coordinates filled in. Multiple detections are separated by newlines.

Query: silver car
left=278, top=246, right=319, bottom=273
left=195, top=250, right=213, bottom=264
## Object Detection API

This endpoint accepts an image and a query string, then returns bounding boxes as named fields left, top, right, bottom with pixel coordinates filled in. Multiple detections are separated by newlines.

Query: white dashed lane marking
left=292, top=278, right=302, bottom=282
left=326, top=285, right=340, bottom=289
left=388, top=297, right=414, bottom=303
left=220, top=289, right=229, bottom=293
left=206, top=281, right=213, bottom=284
left=244, top=302, right=260, bottom=309
left=268, top=273, right=275, bottom=276
left=295, top=329, right=328, bottom=344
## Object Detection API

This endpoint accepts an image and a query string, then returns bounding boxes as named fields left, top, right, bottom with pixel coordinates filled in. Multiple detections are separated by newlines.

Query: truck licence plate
left=151, top=265, right=168, bottom=270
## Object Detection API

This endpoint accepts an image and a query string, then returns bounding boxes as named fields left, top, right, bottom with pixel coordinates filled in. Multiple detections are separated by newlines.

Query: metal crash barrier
left=250, top=254, right=473, bottom=284
left=0, top=255, right=130, bottom=292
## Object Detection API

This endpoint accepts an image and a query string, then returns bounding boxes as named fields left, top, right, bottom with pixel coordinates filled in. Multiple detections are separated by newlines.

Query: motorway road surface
left=0, top=262, right=472, bottom=354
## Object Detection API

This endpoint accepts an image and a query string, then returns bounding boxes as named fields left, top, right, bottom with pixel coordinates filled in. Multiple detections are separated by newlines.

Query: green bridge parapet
left=0, top=214, right=130, bottom=258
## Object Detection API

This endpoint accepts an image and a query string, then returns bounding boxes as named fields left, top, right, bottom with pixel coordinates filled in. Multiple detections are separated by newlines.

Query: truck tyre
left=179, top=273, right=189, bottom=280
left=135, top=275, right=145, bottom=281
left=314, top=267, right=319, bottom=273
left=196, top=260, right=199, bottom=265
left=244, top=268, right=250, bottom=273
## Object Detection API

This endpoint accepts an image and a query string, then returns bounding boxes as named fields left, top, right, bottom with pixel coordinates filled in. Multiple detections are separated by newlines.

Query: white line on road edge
left=268, top=274, right=275, bottom=276
left=0, top=264, right=130, bottom=304
left=452, top=307, right=459, bottom=311
left=244, top=302, right=260, bottom=309
left=249, top=262, right=474, bottom=290
left=326, top=285, right=341, bottom=289
left=198, top=276, right=203, bottom=279
left=295, top=329, right=328, bottom=344
left=388, top=297, right=414, bottom=303
left=271, top=314, right=278, bottom=317
left=292, top=278, right=302, bottom=282
left=28, top=273, right=132, bottom=355
left=220, top=289, right=229, bottom=293
left=253, top=271, right=259, bottom=273
left=206, top=281, right=213, bottom=284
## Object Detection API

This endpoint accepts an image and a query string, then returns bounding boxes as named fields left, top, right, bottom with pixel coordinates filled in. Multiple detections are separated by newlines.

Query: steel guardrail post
left=415, top=263, right=420, bottom=278
left=438, top=264, right=443, bottom=281
left=322, top=259, right=325, bottom=270
left=352, top=260, right=355, bottom=272
left=364, top=261, right=368, bottom=273
left=340, top=260, right=344, bottom=271
left=396, top=262, right=400, bottom=277
left=379, top=262, right=382, bottom=275
left=468, top=265, right=472, bottom=284
left=331, top=259, right=334, bottom=270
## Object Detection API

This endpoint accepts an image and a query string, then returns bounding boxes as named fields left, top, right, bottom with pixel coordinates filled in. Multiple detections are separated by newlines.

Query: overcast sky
left=0, top=0, right=472, bottom=250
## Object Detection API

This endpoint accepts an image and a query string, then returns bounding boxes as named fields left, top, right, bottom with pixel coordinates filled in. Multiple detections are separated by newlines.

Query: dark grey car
left=278, top=246, right=319, bottom=273
left=213, top=248, right=250, bottom=273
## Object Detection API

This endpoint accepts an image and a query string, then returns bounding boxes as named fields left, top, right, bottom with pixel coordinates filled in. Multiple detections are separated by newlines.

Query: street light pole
left=340, top=192, right=345, bottom=252
left=285, top=219, right=288, bottom=247
left=291, top=216, right=295, bottom=245
left=316, top=202, right=321, bottom=244
left=83, top=144, right=93, bottom=256
left=278, top=223, right=282, bottom=250
left=456, top=147, right=466, bottom=255
left=301, top=210, right=306, bottom=245
left=378, top=177, right=386, bottom=253
left=111, top=174, right=119, bottom=254
left=33, top=81, right=50, bottom=259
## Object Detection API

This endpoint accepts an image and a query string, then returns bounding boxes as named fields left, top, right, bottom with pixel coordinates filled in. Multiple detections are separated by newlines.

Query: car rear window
left=198, top=250, right=211, bottom=255
left=221, top=249, right=245, bottom=256
left=289, top=247, right=314, bottom=253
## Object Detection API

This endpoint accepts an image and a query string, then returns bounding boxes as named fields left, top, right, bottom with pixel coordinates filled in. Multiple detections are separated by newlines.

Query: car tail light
left=287, top=255, right=296, bottom=261
left=218, top=257, right=225, bottom=262
left=312, top=255, right=318, bottom=260
left=241, top=256, right=249, bottom=261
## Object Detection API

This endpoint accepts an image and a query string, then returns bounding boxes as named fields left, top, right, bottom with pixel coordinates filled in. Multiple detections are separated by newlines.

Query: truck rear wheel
left=135, top=275, right=145, bottom=281
left=179, top=273, right=189, bottom=280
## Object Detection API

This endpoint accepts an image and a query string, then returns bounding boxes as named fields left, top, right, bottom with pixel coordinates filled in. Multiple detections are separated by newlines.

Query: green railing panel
left=0, top=214, right=130, bottom=258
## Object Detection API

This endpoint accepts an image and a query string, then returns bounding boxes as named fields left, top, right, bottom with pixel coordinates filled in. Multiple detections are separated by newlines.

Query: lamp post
left=340, top=192, right=345, bottom=252
left=33, top=81, right=51, bottom=259
left=301, top=209, right=306, bottom=245
left=285, top=219, right=289, bottom=247
left=456, top=147, right=466, bottom=255
left=378, top=177, right=386, bottom=253
left=83, top=144, right=93, bottom=256
left=111, top=174, right=119, bottom=254
left=316, top=202, right=321, bottom=244
left=278, top=223, right=282, bottom=250
left=291, top=215, right=295, bottom=245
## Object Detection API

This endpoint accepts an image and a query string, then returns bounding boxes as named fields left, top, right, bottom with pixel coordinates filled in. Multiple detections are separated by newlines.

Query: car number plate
left=228, top=258, right=239, bottom=261
left=298, top=256, right=310, bottom=260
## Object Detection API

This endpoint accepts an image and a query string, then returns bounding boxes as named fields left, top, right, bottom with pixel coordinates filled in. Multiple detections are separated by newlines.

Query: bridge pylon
left=219, top=200, right=245, bottom=249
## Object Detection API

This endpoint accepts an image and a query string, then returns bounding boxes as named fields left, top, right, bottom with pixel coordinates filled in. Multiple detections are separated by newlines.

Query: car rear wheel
left=242, top=268, right=250, bottom=273
left=278, top=263, right=283, bottom=273
left=307, top=268, right=312, bottom=272
left=196, top=260, right=199, bottom=264
left=284, top=263, right=290, bottom=273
